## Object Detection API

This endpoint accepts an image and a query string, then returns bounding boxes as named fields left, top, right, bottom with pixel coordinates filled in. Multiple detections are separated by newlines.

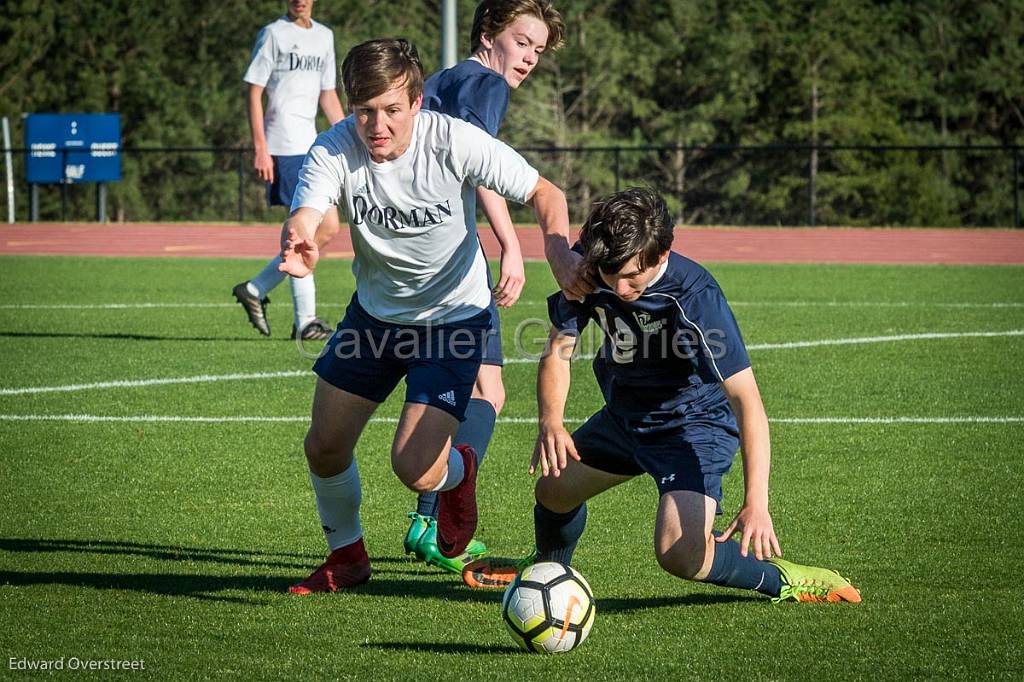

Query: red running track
left=1, top=223, right=1023, bottom=264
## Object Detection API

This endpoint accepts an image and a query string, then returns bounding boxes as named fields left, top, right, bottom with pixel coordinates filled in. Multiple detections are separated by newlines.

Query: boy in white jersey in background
left=279, top=38, right=583, bottom=594
left=233, top=0, right=342, bottom=341
left=403, top=0, right=571, bottom=575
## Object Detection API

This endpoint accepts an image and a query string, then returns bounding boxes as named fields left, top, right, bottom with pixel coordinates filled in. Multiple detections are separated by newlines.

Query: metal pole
left=2, top=117, right=13, bottom=223
left=30, top=183, right=38, bottom=222
left=1014, top=149, right=1020, bottom=229
left=238, top=149, right=245, bottom=222
left=808, top=146, right=817, bottom=227
left=97, top=182, right=106, bottom=223
left=61, top=148, right=67, bottom=222
left=441, top=0, right=457, bottom=68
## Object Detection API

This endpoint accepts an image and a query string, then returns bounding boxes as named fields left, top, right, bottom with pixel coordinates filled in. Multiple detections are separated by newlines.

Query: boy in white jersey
left=280, top=38, right=583, bottom=594
left=233, top=0, right=342, bottom=341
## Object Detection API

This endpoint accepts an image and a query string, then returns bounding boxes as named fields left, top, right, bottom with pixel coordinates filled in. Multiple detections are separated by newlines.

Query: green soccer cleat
left=769, top=557, right=862, bottom=603
left=462, top=549, right=538, bottom=589
left=403, top=512, right=432, bottom=556
left=403, top=512, right=487, bottom=573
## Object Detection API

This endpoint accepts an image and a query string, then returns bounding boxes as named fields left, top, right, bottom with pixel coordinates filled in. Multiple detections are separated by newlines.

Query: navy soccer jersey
left=548, top=251, right=751, bottom=433
left=422, top=60, right=510, bottom=136
left=421, top=59, right=513, bottom=366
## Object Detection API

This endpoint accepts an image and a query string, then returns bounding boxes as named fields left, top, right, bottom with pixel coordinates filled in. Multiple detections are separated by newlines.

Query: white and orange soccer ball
left=501, top=562, right=596, bottom=653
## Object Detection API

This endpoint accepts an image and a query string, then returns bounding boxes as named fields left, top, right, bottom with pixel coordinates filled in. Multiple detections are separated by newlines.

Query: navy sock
left=534, top=502, right=587, bottom=565
left=705, top=537, right=782, bottom=597
left=416, top=398, right=497, bottom=518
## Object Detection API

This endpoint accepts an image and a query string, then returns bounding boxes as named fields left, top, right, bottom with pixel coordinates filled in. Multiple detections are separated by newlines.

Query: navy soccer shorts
left=480, top=299, right=502, bottom=366
left=267, top=155, right=305, bottom=207
left=570, top=406, right=740, bottom=506
left=312, top=294, right=490, bottom=421
left=477, top=240, right=503, bottom=367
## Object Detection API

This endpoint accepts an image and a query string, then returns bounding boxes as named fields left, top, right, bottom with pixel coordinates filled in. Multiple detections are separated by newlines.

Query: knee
left=303, top=428, right=349, bottom=477
left=534, top=481, right=577, bottom=515
left=654, top=536, right=709, bottom=581
left=392, top=459, right=440, bottom=493
left=390, top=444, right=443, bottom=493
left=474, top=371, right=505, bottom=414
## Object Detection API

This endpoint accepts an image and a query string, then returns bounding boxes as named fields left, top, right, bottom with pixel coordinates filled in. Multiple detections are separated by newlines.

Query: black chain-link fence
left=7, top=144, right=1022, bottom=227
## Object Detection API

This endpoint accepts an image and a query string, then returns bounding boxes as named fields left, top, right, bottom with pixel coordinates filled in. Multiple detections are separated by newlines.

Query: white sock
left=290, top=273, right=317, bottom=329
left=432, top=447, right=465, bottom=492
left=309, top=460, right=362, bottom=551
left=249, top=255, right=287, bottom=299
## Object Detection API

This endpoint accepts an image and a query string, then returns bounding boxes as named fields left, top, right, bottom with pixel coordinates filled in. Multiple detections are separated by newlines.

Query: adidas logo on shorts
left=438, top=390, right=456, bottom=406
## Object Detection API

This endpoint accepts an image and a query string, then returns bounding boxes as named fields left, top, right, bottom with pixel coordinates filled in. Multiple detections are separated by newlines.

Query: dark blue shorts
left=479, top=240, right=502, bottom=366
left=312, top=294, right=489, bottom=421
left=481, top=299, right=502, bottom=366
left=571, top=406, right=740, bottom=506
left=267, top=155, right=305, bottom=207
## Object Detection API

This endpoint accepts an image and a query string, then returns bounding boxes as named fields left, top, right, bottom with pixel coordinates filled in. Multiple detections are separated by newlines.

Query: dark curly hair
left=579, top=187, right=674, bottom=275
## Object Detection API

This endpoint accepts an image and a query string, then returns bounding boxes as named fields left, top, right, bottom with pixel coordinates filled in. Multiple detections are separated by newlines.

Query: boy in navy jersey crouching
left=465, top=188, right=861, bottom=603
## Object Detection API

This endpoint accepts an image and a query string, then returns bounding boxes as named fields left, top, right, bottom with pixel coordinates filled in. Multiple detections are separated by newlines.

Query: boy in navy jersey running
left=402, top=0, right=570, bottom=575
left=465, top=188, right=861, bottom=603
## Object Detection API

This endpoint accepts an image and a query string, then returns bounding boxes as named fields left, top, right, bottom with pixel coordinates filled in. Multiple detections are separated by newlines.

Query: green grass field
left=1, top=255, right=1023, bottom=680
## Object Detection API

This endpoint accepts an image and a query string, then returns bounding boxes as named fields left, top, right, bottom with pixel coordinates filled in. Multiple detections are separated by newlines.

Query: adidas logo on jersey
left=438, top=390, right=456, bottom=406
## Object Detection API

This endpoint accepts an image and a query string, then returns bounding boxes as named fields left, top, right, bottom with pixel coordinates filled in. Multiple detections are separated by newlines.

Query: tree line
left=1, top=0, right=1021, bottom=226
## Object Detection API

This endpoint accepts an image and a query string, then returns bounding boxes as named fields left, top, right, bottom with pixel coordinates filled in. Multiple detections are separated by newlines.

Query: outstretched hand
left=278, top=227, right=319, bottom=278
left=530, top=423, right=580, bottom=477
left=716, top=503, right=782, bottom=561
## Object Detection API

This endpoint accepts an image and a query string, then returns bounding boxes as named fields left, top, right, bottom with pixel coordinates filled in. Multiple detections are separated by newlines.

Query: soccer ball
left=501, top=562, right=596, bottom=653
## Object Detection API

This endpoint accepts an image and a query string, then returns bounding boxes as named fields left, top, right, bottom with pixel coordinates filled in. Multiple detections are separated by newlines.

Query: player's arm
left=525, top=177, right=593, bottom=301
left=717, top=367, right=783, bottom=560
left=319, top=89, right=344, bottom=125
left=532, top=328, right=581, bottom=477
left=247, top=84, right=274, bottom=182
left=477, top=187, right=525, bottom=308
left=279, top=207, right=324, bottom=278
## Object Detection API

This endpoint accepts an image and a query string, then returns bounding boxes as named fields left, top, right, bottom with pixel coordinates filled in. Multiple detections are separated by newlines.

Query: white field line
left=1, top=329, right=1021, bottom=395
left=1, top=300, right=1023, bottom=310
left=0, top=414, right=1020, bottom=425
left=0, top=371, right=308, bottom=396
left=503, top=329, right=1024, bottom=363
left=518, top=301, right=1024, bottom=309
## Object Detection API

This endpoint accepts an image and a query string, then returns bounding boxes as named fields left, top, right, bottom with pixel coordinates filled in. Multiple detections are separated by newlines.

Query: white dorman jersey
left=243, top=17, right=337, bottom=156
left=292, top=110, right=540, bottom=324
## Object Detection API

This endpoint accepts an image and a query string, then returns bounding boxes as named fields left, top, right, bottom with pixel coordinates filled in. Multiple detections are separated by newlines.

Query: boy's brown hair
left=342, top=38, right=424, bottom=106
left=579, top=188, right=675, bottom=275
left=469, top=0, right=565, bottom=54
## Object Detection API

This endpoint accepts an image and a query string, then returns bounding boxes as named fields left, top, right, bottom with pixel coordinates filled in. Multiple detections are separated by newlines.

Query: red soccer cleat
left=288, top=539, right=372, bottom=595
left=436, top=444, right=478, bottom=559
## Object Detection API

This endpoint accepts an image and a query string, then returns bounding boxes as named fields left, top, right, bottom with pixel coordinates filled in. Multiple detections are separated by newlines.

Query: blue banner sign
left=25, top=113, right=121, bottom=183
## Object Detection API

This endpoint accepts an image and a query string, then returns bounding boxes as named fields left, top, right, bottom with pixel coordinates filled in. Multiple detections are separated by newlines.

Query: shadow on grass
left=0, top=537, right=498, bottom=604
left=0, top=538, right=318, bottom=569
left=0, top=569, right=496, bottom=606
left=0, top=331, right=277, bottom=342
left=597, top=592, right=760, bottom=613
left=361, top=642, right=520, bottom=655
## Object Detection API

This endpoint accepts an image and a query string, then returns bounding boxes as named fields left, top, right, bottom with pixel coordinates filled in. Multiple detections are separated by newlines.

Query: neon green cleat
left=403, top=512, right=431, bottom=556
left=403, top=512, right=487, bottom=573
left=462, top=549, right=537, bottom=589
left=769, top=557, right=862, bottom=603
